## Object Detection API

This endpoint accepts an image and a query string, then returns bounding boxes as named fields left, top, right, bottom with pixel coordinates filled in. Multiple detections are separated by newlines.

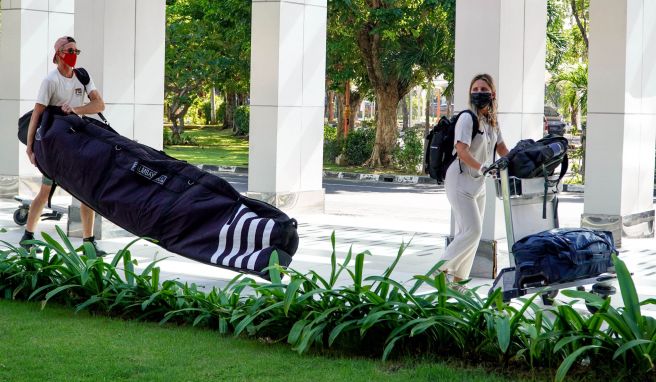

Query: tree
left=199, top=0, right=251, bottom=132
left=165, top=0, right=250, bottom=136
left=331, top=0, right=455, bottom=167
left=165, top=0, right=215, bottom=137
left=326, top=4, right=371, bottom=144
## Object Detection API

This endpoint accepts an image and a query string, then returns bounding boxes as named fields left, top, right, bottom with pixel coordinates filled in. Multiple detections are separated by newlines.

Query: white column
left=71, top=0, right=164, bottom=238
left=453, top=0, right=547, bottom=277
left=582, top=0, right=656, bottom=246
left=74, top=0, right=165, bottom=149
left=248, top=0, right=326, bottom=212
left=0, top=0, right=75, bottom=197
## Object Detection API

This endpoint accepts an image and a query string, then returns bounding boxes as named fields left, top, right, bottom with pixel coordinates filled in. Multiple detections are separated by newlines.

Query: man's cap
left=52, top=36, right=76, bottom=64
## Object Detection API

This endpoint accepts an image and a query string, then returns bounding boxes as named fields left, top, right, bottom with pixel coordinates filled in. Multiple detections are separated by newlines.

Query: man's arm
left=64, top=90, right=105, bottom=115
left=26, top=103, right=47, bottom=165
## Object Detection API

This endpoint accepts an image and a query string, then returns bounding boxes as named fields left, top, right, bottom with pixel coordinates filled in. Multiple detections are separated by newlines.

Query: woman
left=438, top=74, right=509, bottom=287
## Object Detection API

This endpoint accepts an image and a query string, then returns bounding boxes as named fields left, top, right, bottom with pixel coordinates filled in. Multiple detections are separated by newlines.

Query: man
left=21, top=36, right=107, bottom=256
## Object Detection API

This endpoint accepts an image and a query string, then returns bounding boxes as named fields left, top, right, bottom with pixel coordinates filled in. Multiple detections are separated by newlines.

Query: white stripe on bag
left=221, top=210, right=258, bottom=266
left=233, top=218, right=263, bottom=269
left=247, top=220, right=275, bottom=270
left=210, top=205, right=245, bottom=264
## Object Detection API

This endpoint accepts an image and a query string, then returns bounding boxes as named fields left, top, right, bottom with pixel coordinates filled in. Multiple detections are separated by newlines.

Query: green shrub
left=344, top=126, right=375, bottom=165
left=1, top=229, right=654, bottom=381
left=323, top=124, right=341, bottom=163
left=394, top=127, right=424, bottom=174
left=217, top=102, right=225, bottom=124
left=234, top=105, right=250, bottom=136
left=163, top=129, right=199, bottom=146
left=201, top=101, right=221, bottom=125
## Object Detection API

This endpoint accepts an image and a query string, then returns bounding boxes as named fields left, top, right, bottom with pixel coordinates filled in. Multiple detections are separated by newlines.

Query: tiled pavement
left=1, top=183, right=655, bottom=315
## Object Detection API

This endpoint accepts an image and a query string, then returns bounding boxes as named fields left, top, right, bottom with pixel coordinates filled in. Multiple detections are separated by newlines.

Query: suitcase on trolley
left=31, top=110, right=299, bottom=280
left=512, top=228, right=615, bottom=288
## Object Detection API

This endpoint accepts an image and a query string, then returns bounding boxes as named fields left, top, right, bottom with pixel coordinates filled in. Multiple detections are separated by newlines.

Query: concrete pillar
left=582, top=0, right=656, bottom=246
left=247, top=0, right=326, bottom=213
left=71, top=0, right=165, bottom=238
left=452, top=0, right=547, bottom=277
left=0, top=0, right=75, bottom=197
left=74, top=0, right=165, bottom=149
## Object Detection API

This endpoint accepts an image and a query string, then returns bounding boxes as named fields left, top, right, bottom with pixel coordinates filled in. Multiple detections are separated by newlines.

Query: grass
left=0, top=300, right=534, bottom=382
left=163, top=126, right=249, bottom=167
left=163, top=125, right=422, bottom=175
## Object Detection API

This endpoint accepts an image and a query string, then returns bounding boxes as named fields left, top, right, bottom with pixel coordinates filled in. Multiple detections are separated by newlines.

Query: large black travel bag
left=512, top=228, right=615, bottom=288
left=31, top=111, right=298, bottom=280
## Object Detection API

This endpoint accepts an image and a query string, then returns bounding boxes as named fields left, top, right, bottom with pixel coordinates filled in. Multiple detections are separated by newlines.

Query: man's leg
left=80, top=203, right=95, bottom=238
left=80, top=203, right=107, bottom=256
left=20, top=177, right=53, bottom=251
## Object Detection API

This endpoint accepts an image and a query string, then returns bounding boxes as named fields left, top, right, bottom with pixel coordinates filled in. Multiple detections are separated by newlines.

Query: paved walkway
left=1, top=176, right=654, bottom=315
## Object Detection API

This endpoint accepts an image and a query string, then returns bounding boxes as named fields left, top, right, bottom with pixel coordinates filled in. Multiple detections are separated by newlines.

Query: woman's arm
left=496, top=141, right=509, bottom=157
left=455, top=142, right=484, bottom=172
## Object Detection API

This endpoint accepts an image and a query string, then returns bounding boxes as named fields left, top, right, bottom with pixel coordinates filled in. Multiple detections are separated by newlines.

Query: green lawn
left=0, top=300, right=542, bottom=382
left=164, top=127, right=249, bottom=167
left=163, top=126, right=422, bottom=175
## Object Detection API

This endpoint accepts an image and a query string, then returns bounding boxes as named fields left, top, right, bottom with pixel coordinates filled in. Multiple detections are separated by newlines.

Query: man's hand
left=61, top=103, right=76, bottom=114
left=26, top=145, right=36, bottom=165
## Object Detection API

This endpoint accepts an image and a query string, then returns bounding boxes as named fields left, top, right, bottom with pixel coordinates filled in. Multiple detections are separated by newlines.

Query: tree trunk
left=336, top=93, right=345, bottom=142
left=210, top=87, right=217, bottom=125
left=570, top=105, right=579, bottom=130
left=401, top=96, right=409, bottom=130
left=327, top=90, right=335, bottom=123
left=223, top=91, right=237, bottom=131
left=367, top=89, right=400, bottom=167
left=424, top=85, right=432, bottom=162
left=348, top=91, right=363, bottom=132
left=447, top=93, right=455, bottom=117
left=570, top=0, right=589, bottom=54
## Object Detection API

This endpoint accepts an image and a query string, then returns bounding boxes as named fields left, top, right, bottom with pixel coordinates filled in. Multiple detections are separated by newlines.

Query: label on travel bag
left=131, top=162, right=168, bottom=185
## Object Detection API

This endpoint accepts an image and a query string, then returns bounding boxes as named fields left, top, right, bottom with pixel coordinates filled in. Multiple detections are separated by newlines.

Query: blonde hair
left=468, top=73, right=498, bottom=128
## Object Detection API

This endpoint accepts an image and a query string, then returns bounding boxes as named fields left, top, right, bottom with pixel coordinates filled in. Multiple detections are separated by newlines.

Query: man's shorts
left=42, top=176, right=54, bottom=186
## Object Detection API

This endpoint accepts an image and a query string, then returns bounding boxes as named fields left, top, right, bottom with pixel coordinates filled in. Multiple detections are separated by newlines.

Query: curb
left=198, top=164, right=436, bottom=185
left=198, top=164, right=590, bottom=191
left=562, top=184, right=584, bottom=193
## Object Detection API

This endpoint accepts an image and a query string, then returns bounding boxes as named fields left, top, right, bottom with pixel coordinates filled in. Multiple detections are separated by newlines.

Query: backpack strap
left=73, top=68, right=109, bottom=125
left=456, top=110, right=481, bottom=174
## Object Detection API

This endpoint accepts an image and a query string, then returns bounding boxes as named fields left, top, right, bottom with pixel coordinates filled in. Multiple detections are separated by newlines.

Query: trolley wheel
left=13, top=208, right=29, bottom=226
left=585, top=286, right=615, bottom=314
left=541, top=290, right=559, bottom=305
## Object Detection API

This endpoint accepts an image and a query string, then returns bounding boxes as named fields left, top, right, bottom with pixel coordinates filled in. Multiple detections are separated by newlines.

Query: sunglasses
left=59, top=48, right=81, bottom=55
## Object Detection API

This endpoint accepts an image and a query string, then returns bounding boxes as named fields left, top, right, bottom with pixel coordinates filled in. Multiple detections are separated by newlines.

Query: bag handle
left=73, top=68, right=109, bottom=125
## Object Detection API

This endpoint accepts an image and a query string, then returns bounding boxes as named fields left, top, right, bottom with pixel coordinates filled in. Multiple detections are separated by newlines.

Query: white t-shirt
left=454, top=111, right=503, bottom=177
left=36, top=69, right=97, bottom=108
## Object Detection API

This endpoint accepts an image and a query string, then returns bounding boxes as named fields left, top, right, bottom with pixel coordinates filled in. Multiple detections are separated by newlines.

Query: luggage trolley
left=13, top=196, right=66, bottom=226
left=485, top=158, right=616, bottom=310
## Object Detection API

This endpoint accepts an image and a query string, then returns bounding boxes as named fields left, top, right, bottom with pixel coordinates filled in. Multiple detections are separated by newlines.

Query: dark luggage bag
left=512, top=228, right=615, bottom=288
left=32, top=111, right=298, bottom=280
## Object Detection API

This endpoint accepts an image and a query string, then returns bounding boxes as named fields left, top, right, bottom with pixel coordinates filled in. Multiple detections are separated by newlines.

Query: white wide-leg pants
left=440, top=161, right=486, bottom=279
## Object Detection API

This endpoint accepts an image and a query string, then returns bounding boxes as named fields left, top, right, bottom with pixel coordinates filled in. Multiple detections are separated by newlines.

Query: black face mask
left=470, top=92, right=492, bottom=109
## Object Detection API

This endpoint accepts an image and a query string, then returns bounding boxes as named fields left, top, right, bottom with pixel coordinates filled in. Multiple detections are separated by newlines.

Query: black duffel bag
left=512, top=228, right=615, bottom=287
left=506, top=135, right=568, bottom=179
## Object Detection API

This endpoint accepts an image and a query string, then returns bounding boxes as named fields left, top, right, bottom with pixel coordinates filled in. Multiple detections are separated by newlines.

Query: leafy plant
left=233, top=105, right=249, bottom=136
left=1, top=229, right=654, bottom=381
left=344, top=126, right=375, bottom=166
left=394, top=127, right=423, bottom=174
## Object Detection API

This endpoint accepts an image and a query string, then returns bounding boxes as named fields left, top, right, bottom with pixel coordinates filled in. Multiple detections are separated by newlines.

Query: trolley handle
left=483, top=157, right=509, bottom=176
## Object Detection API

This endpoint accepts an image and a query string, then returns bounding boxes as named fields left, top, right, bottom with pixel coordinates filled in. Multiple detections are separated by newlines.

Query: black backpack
left=424, top=110, right=479, bottom=183
left=17, top=68, right=107, bottom=145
